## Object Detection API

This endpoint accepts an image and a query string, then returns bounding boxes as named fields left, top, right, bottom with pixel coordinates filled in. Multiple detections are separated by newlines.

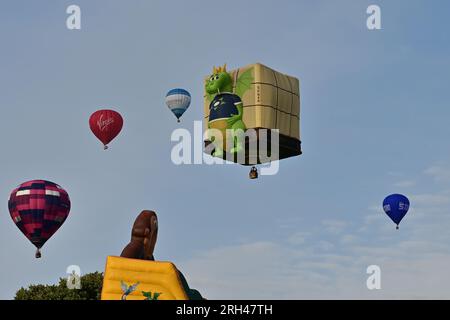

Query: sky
left=0, top=0, right=450, bottom=299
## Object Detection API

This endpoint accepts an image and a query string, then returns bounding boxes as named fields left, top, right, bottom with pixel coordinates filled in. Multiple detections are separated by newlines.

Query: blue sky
left=1, top=0, right=450, bottom=299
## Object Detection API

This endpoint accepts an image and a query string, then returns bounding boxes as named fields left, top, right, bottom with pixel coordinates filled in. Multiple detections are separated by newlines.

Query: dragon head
left=205, top=64, right=233, bottom=95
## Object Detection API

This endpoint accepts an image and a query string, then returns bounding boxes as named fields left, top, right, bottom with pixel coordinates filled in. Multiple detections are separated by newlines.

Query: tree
left=14, top=272, right=103, bottom=300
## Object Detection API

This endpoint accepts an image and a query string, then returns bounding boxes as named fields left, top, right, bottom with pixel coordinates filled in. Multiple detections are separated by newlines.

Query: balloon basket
left=104, top=145, right=109, bottom=150
left=177, top=119, right=180, bottom=123
left=35, top=249, right=42, bottom=259
left=249, top=166, right=258, bottom=179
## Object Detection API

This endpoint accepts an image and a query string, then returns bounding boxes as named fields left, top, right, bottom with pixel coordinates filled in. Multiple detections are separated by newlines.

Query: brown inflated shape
left=120, top=210, right=158, bottom=260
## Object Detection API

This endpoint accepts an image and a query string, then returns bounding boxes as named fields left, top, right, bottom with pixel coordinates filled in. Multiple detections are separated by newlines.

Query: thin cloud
left=409, top=193, right=450, bottom=206
left=181, top=168, right=450, bottom=299
left=287, top=231, right=311, bottom=245
left=180, top=229, right=450, bottom=299
left=321, top=219, right=348, bottom=235
left=424, top=165, right=450, bottom=183
left=393, top=180, right=416, bottom=188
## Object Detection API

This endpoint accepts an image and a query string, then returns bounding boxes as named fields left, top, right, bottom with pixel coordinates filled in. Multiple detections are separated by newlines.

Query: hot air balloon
left=165, top=88, right=191, bottom=122
left=89, top=109, right=123, bottom=149
left=383, top=194, right=410, bottom=229
left=8, top=180, right=71, bottom=258
left=203, top=63, right=302, bottom=179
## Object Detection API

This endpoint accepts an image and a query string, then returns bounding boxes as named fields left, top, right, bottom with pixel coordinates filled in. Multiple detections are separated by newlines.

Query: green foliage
left=14, top=271, right=103, bottom=300
left=142, top=291, right=162, bottom=300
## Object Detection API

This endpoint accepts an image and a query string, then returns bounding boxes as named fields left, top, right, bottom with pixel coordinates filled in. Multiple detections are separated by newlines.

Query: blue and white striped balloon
left=165, top=88, right=191, bottom=122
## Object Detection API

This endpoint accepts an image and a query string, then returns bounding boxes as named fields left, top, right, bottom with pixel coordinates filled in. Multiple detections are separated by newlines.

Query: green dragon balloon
left=205, top=64, right=253, bottom=157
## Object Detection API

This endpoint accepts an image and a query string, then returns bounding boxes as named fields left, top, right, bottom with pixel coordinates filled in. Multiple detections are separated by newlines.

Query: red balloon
left=8, top=180, right=71, bottom=258
left=89, top=109, right=123, bottom=149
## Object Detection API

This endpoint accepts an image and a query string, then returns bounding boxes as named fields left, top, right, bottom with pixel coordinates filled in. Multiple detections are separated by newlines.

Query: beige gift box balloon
left=203, top=62, right=301, bottom=165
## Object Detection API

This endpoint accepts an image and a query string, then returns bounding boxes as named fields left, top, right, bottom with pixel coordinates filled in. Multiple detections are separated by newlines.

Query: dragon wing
left=235, top=67, right=254, bottom=98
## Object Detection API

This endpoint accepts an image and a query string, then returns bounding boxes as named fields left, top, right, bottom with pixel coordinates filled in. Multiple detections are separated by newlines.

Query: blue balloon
left=382, top=194, right=410, bottom=229
left=165, top=88, right=191, bottom=122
